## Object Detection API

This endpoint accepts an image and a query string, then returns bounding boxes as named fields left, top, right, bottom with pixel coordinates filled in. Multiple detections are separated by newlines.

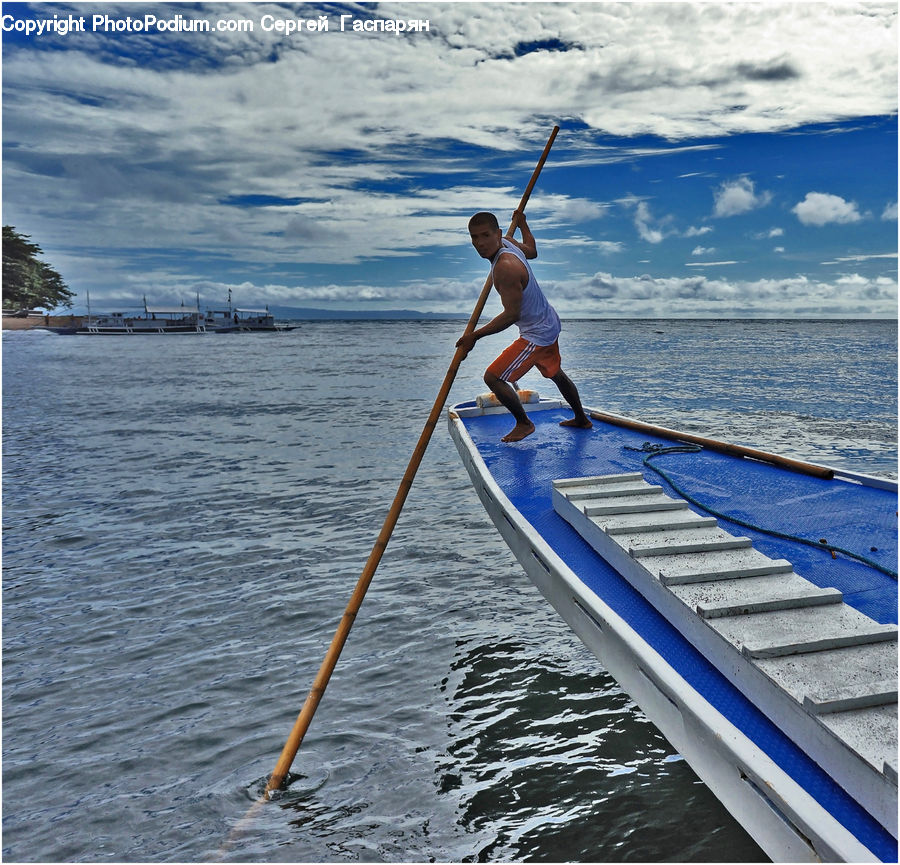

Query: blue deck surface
left=457, top=404, right=898, bottom=860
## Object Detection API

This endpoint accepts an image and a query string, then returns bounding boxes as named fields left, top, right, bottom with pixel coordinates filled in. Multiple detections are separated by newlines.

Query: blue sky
left=2, top=1, right=897, bottom=317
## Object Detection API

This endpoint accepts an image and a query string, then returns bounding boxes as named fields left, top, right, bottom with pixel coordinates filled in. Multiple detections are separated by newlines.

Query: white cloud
left=631, top=201, right=669, bottom=243
left=882, top=202, right=898, bottom=221
left=713, top=177, right=772, bottom=217
left=685, top=225, right=713, bottom=237
left=547, top=270, right=897, bottom=317
left=546, top=196, right=609, bottom=223
left=691, top=246, right=715, bottom=256
left=117, top=267, right=894, bottom=319
left=752, top=227, right=785, bottom=240
left=595, top=241, right=624, bottom=254
left=823, top=252, right=898, bottom=264
left=792, top=192, right=863, bottom=226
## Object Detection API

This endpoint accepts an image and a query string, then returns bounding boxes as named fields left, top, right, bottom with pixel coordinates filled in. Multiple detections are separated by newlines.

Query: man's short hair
left=468, top=212, right=499, bottom=232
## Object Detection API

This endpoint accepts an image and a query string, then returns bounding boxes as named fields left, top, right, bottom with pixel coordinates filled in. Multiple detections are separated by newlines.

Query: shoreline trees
left=2, top=226, right=74, bottom=312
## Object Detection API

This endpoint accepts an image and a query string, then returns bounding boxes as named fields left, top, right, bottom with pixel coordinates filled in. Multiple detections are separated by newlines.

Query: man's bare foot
left=560, top=416, right=593, bottom=430
left=501, top=420, right=535, bottom=442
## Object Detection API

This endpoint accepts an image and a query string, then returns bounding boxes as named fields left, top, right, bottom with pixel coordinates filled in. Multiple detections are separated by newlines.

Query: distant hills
left=267, top=306, right=469, bottom=321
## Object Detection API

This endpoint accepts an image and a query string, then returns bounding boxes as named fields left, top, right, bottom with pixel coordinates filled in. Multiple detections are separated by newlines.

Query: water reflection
left=439, top=639, right=765, bottom=862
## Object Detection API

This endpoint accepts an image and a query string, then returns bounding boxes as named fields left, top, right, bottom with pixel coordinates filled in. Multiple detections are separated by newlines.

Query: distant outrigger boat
left=39, top=293, right=295, bottom=335
left=208, top=307, right=296, bottom=333
left=84, top=304, right=207, bottom=334
left=36, top=294, right=207, bottom=335
left=449, top=393, right=897, bottom=863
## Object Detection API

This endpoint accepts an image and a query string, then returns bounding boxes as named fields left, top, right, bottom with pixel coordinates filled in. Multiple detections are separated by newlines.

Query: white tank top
left=492, top=239, right=561, bottom=346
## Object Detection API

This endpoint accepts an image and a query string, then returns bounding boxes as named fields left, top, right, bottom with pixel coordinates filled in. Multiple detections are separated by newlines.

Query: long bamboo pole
left=588, top=409, right=834, bottom=479
left=264, top=125, right=560, bottom=796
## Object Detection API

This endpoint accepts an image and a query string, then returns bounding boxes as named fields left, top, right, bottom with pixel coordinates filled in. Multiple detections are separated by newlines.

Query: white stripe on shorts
left=500, top=342, right=536, bottom=381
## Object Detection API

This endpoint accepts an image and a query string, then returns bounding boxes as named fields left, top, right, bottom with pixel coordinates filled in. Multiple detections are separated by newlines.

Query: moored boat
left=85, top=305, right=207, bottom=334
left=210, top=307, right=296, bottom=332
left=39, top=299, right=207, bottom=334
left=36, top=293, right=296, bottom=335
left=448, top=395, right=897, bottom=862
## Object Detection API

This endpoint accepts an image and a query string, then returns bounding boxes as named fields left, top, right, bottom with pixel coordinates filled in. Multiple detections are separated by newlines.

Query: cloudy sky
left=2, top=1, right=897, bottom=317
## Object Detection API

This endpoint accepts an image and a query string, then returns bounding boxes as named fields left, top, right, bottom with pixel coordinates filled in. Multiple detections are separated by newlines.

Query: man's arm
left=456, top=256, right=525, bottom=355
left=507, top=210, right=537, bottom=259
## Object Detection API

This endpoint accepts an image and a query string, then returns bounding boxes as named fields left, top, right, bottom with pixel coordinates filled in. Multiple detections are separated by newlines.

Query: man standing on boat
left=457, top=210, right=593, bottom=442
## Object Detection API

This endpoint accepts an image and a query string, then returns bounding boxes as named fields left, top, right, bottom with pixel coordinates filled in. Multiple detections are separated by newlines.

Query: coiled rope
left=625, top=442, right=898, bottom=580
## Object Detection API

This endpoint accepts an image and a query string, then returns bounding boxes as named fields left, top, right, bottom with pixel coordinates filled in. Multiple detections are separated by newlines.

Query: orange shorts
left=487, top=337, right=561, bottom=382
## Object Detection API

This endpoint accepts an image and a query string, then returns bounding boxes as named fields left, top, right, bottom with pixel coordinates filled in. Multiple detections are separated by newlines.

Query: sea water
left=2, top=319, right=896, bottom=863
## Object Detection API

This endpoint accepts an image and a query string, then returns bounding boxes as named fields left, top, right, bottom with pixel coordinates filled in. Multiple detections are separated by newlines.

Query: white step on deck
left=552, top=472, right=898, bottom=830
